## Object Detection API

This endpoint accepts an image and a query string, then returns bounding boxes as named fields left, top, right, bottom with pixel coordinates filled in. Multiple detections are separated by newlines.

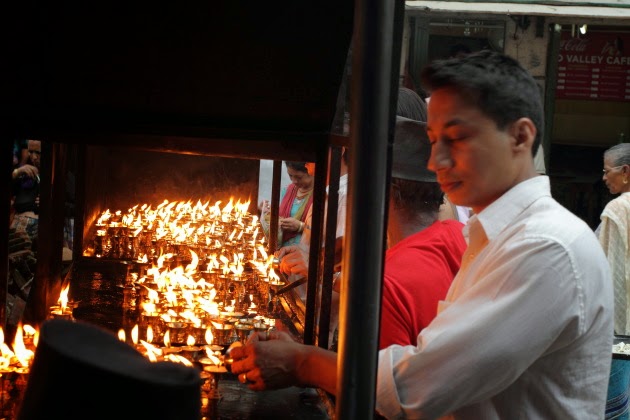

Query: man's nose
left=428, top=143, right=451, bottom=172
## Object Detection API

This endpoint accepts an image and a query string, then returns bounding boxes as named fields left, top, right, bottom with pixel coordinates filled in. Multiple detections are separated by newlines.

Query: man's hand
left=277, top=245, right=309, bottom=278
left=13, top=164, right=39, bottom=180
left=230, top=330, right=302, bottom=391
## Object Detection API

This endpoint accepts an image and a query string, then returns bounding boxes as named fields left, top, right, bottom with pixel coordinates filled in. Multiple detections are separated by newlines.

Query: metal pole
left=268, top=161, right=283, bottom=254
left=336, top=0, right=404, bottom=418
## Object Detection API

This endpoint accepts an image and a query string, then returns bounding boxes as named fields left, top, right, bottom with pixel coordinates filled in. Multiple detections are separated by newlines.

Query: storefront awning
left=405, top=1, right=630, bottom=19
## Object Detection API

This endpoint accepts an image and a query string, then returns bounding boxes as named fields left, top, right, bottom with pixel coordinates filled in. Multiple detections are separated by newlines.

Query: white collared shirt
left=599, top=192, right=630, bottom=335
left=376, top=176, right=613, bottom=419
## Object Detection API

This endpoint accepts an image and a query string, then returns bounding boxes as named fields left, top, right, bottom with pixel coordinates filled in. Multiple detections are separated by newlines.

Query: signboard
left=556, top=31, right=630, bottom=101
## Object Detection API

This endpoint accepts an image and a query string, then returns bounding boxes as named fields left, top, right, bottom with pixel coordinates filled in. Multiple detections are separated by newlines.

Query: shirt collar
left=476, top=175, right=551, bottom=242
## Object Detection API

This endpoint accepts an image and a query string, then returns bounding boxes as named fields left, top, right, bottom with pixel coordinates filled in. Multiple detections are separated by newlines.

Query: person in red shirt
left=379, top=116, right=466, bottom=349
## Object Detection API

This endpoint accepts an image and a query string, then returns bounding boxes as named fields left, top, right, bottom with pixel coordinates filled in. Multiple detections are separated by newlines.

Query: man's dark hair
left=420, top=49, right=544, bottom=156
left=390, top=178, right=443, bottom=220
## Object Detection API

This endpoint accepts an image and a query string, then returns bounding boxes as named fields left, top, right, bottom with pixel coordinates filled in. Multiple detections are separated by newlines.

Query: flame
left=0, top=341, right=14, bottom=359
left=118, top=329, right=126, bottom=342
left=222, top=199, right=234, bottom=215
left=142, top=302, right=157, bottom=314
left=90, top=196, right=274, bottom=365
left=22, top=324, right=39, bottom=348
left=132, top=324, right=139, bottom=345
left=13, top=324, right=34, bottom=367
left=258, top=245, right=269, bottom=261
left=167, top=354, right=193, bottom=366
left=164, top=330, right=171, bottom=347
left=23, top=324, right=36, bottom=336
left=185, top=250, right=199, bottom=273
left=140, top=340, right=162, bottom=362
left=204, top=348, right=222, bottom=364
left=58, top=284, right=70, bottom=310
left=186, top=335, right=196, bottom=346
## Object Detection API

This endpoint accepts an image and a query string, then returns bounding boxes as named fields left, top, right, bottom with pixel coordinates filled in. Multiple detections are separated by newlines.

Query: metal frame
left=2, top=1, right=406, bottom=418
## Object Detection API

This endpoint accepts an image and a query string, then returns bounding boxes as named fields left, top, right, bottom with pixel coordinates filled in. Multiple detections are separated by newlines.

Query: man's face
left=27, top=140, right=42, bottom=169
left=426, top=87, right=526, bottom=214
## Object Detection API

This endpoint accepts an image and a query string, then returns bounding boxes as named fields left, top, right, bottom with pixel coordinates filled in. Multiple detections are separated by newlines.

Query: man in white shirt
left=231, top=50, right=613, bottom=419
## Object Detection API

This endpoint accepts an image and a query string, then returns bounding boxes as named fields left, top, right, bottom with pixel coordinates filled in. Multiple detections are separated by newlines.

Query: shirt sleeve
left=375, top=236, right=587, bottom=419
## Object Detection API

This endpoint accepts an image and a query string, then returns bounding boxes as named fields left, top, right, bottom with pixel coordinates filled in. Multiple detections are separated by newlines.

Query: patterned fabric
left=599, top=193, right=630, bottom=419
left=599, top=192, right=630, bottom=335
left=261, top=184, right=313, bottom=247
left=278, top=184, right=313, bottom=245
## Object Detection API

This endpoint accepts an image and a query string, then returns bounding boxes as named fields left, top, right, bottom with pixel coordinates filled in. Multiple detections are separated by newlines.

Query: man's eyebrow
left=426, top=118, right=464, bottom=133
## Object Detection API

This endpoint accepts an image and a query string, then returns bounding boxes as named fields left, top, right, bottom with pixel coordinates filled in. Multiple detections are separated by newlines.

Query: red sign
left=556, top=31, right=630, bottom=101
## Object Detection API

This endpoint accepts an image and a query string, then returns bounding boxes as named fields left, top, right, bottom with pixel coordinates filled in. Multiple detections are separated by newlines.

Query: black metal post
left=336, top=0, right=404, bottom=418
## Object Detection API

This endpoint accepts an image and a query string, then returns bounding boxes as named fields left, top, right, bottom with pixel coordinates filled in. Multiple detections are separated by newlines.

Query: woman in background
left=599, top=143, right=630, bottom=420
left=260, top=161, right=314, bottom=248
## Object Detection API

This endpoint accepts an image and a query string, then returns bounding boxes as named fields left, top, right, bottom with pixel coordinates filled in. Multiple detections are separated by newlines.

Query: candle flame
left=118, top=329, right=126, bottom=342
left=13, top=323, right=34, bottom=367
left=258, top=245, right=269, bottom=261
left=142, top=302, right=157, bottom=314
left=132, top=324, right=139, bottom=345
left=140, top=340, right=162, bottom=362
left=58, top=284, right=70, bottom=310
left=204, top=348, right=222, bottom=365
left=167, top=354, right=194, bottom=366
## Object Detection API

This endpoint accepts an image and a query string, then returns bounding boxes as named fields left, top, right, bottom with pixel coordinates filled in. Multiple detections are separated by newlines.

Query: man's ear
left=510, top=117, right=536, bottom=153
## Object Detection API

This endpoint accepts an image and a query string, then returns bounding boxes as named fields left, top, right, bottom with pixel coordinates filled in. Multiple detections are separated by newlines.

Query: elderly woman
left=599, top=143, right=630, bottom=420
